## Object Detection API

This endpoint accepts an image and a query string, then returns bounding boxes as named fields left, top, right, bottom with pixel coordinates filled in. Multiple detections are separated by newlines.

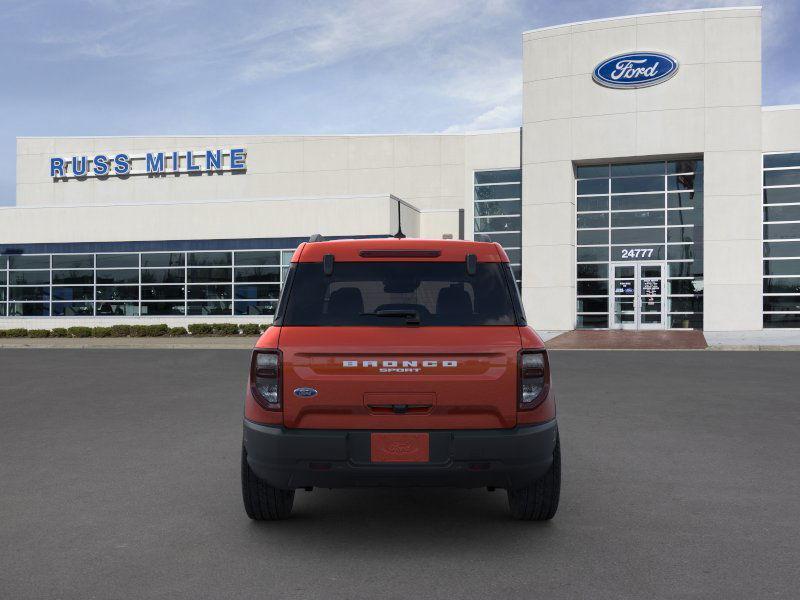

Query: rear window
left=281, top=262, right=518, bottom=326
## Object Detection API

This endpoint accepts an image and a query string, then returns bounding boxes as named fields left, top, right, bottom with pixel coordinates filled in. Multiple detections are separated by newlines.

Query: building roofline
left=763, top=104, right=800, bottom=112
left=16, top=128, right=520, bottom=141
left=522, top=5, right=761, bottom=36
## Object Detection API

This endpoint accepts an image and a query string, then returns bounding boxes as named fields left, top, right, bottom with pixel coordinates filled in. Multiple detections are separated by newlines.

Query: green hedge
left=0, top=323, right=269, bottom=338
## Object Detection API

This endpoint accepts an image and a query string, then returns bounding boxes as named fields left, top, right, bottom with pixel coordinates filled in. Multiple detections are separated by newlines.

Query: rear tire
left=241, top=446, right=295, bottom=520
left=507, top=435, right=560, bottom=521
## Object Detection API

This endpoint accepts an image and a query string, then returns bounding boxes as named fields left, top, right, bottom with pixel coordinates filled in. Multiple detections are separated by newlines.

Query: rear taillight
left=518, top=349, right=549, bottom=410
left=250, top=349, right=282, bottom=410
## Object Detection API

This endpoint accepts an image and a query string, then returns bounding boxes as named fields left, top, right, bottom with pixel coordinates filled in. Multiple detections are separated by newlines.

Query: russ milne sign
left=593, top=52, right=678, bottom=89
left=50, top=148, right=246, bottom=179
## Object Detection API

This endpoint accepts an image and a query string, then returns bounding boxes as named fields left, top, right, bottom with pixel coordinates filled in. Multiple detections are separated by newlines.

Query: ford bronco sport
left=241, top=237, right=560, bottom=520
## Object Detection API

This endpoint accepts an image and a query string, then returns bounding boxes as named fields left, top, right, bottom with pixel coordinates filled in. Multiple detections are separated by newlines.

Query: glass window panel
left=141, top=268, right=185, bottom=283
left=474, top=184, right=521, bottom=200
left=96, top=286, right=139, bottom=301
left=9, top=255, right=49, bottom=269
left=235, top=300, right=277, bottom=316
left=0, top=303, right=5, bottom=315
left=141, top=253, right=185, bottom=267
left=0, top=272, right=5, bottom=286
left=667, top=174, right=700, bottom=191
left=187, top=301, right=232, bottom=315
left=764, top=170, right=800, bottom=187
left=0, top=255, right=6, bottom=269
left=764, top=277, right=800, bottom=294
left=187, top=252, right=232, bottom=267
left=52, top=270, right=93, bottom=284
left=763, top=241, right=800, bottom=258
left=52, top=302, right=93, bottom=317
left=474, top=216, right=521, bottom=233
left=9, top=270, right=50, bottom=285
left=233, top=251, right=279, bottom=266
left=576, top=165, right=608, bottom=179
left=577, top=197, right=608, bottom=212
left=668, top=279, right=702, bottom=295
left=140, top=302, right=185, bottom=316
left=187, top=284, right=232, bottom=300
left=53, top=286, right=94, bottom=301
left=667, top=209, right=698, bottom=226
left=577, top=281, right=608, bottom=295
left=611, top=194, right=664, bottom=210
left=611, top=228, right=664, bottom=244
left=577, top=213, right=608, bottom=228
left=668, top=262, right=695, bottom=277
left=611, top=176, right=663, bottom=194
left=577, top=247, right=609, bottom=262
left=667, top=160, right=702, bottom=174
left=474, top=200, right=521, bottom=217
left=504, top=248, right=521, bottom=263
left=577, top=314, right=608, bottom=328
left=611, top=246, right=665, bottom=261
left=577, top=264, right=608, bottom=279
left=667, top=245, right=694, bottom=261
left=763, top=296, right=800, bottom=312
left=281, top=250, right=295, bottom=264
left=764, top=223, right=800, bottom=240
left=670, top=314, right=703, bottom=329
left=10, top=287, right=50, bottom=301
left=577, top=298, right=608, bottom=312
left=611, top=162, right=664, bottom=177
left=577, top=230, right=608, bottom=245
left=8, top=302, right=49, bottom=316
left=234, top=266, right=281, bottom=283
left=764, top=205, right=800, bottom=222
left=667, top=227, right=694, bottom=243
left=576, top=179, right=608, bottom=195
left=764, top=153, right=800, bottom=169
left=511, top=265, right=522, bottom=283
left=96, top=302, right=139, bottom=316
left=234, top=284, right=281, bottom=300
left=764, top=314, right=800, bottom=328
left=669, top=297, right=703, bottom=312
left=667, top=191, right=702, bottom=209
left=141, top=285, right=185, bottom=300
left=479, top=232, right=520, bottom=248
left=611, top=210, right=664, bottom=228
left=96, top=269, right=138, bottom=284
left=764, top=259, right=800, bottom=276
left=96, top=254, right=138, bottom=268
left=763, top=187, right=800, bottom=204
left=52, top=254, right=93, bottom=269
left=474, top=170, right=520, bottom=184
left=0, top=288, right=5, bottom=301
left=187, top=267, right=231, bottom=283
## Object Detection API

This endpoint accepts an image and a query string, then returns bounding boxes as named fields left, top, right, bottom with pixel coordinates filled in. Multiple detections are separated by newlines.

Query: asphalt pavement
left=1, top=349, right=798, bottom=599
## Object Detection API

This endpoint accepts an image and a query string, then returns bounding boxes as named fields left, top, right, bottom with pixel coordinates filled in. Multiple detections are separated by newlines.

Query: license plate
left=370, top=433, right=429, bottom=463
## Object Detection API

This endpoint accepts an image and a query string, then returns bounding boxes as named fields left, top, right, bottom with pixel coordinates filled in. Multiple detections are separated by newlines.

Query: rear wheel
left=507, top=435, right=560, bottom=521
left=241, top=446, right=295, bottom=520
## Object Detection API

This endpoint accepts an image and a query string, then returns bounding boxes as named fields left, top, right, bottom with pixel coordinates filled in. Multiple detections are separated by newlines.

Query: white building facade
left=3, top=6, right=800, bottom=332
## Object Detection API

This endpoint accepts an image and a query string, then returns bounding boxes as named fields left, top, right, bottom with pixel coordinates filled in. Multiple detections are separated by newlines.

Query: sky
left=1, top=0, right=798, bottom=206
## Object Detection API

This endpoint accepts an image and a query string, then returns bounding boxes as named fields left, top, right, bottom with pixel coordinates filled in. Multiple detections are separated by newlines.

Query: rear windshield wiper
left=360, top=309, right=420, bottom=325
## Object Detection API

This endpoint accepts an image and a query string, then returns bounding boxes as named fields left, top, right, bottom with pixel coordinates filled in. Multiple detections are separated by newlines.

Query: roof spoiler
left=474, top=233, right=492, bottom=243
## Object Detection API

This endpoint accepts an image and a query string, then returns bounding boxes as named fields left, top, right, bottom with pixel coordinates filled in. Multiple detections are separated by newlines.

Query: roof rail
left=308, top=234, right=325, bottom=243
left=474, top=233, right=492, bottom=243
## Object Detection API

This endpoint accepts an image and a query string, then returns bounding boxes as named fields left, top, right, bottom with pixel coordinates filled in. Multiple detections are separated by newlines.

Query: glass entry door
left=610, top=262, right=666, bottom=330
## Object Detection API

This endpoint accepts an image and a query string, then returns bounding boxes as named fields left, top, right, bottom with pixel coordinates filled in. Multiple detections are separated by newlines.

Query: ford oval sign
left=293, top=387, right=318, bottom=398
left=593, top=52, right=678, bottom=89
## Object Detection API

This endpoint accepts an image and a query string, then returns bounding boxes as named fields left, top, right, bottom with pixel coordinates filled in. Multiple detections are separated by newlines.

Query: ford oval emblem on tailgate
left=293, top=387, right=318, bottom=398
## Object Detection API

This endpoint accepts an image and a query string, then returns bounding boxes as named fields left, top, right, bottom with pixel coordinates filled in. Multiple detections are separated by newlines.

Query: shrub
left=67, top=326, right=92, bottom=338
left=146, top=324, right=169, bottom=337
left=259, top=324, right=270, bottom=332
left=28, top=329, right=51, bottom=338
left=212, top=323, right=240, bottom=336
left=168, top=326, right=188, bottom=336
left=50, top=328, right=69, bottom=338
left=188, top=323, right=213, bottom=336
left=109, top=324, right=132, bottom=337
left=130, top=325, right=148, bottom=337
left=240, top=323, right=261, bottom=335
left=5, top=328, right=28, bottom=337
left=0, top=330, right=5, bottom=338
left=92, top=327, right=113, bottom=338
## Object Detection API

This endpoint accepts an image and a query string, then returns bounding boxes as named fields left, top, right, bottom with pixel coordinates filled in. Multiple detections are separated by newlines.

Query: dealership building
left=3, top=6, right=800, bottom=332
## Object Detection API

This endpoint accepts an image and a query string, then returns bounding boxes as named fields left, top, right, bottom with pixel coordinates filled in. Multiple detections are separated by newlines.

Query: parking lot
left=1, top=349, right=798, bottom=599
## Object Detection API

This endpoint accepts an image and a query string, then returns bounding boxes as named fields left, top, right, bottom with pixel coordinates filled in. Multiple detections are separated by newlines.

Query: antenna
left=393, top=200, right=406, bottom=239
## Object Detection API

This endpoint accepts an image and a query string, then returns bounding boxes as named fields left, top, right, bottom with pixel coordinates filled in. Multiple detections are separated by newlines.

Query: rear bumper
left=243, top=419, right=558, bottom=490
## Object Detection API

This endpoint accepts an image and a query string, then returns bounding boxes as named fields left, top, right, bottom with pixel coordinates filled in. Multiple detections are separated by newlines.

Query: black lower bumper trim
left=243, top=420, right=558, bottom=490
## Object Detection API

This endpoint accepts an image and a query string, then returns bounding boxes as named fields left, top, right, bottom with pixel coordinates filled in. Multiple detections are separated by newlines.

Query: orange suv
left=241, top=237, right=560, bottom=520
